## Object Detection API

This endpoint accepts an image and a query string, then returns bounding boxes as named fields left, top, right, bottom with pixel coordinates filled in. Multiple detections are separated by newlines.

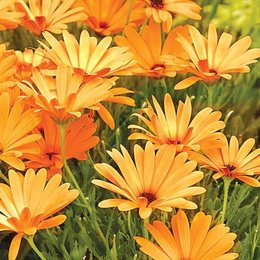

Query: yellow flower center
left=150, top=0, right=164, bottom=9
left=140, top=192, right=156, bottom=204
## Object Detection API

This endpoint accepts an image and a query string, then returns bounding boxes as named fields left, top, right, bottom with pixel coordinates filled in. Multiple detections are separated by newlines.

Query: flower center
left=150, top=0, right=164, bottom=8
left=46, top=152, right=57, bottom=161
left=99, top=22, right=108, bottom=29
left=140, top=192, right=156, bottom=204
left=151, top=63, right=166, bottom=71
left=222, top=164, right=236, bottom=177
left=167, top=139, right=181, bottom=145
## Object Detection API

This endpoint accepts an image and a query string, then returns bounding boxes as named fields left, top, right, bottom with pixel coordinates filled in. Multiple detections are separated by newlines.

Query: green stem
left=142, top=218, right=150, bottom=240
left=207, top=85, right=213, bottom=107
left=26, top=236, right=46, bottom=260
left=125, top=0, right=134, bottom=27
left=59, top=124, right=92, bottom=213
left=59, top=123, right=110, bottom=256
left=161, top=77, right=168, bottom=96
left=0, top=170, right=9, bottom=184
left=221, top=177, right=232, bottom=223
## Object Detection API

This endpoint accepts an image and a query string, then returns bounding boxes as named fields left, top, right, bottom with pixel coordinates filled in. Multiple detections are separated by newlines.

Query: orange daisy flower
left=0, top=0, right=24, bottom=30
left=144, top=0, right=201, bottom=32
left=15, top=48, right=56, bottom=81
left=0, top=168, right=79, bottom=260
left=128, top=93, right=225, bottom=153
left=0, top=92, right=41, bottom=170
left=135, top=210, right=238, bottom=259
left=175, top=24, right=260, bottom=90
left=39, top=29, right=136, bottom=78
left=0, top=44, right=18, bottom=89
left=25, top=114, right=99, bottom=179
left=92, top=142, right=205, bottom=219
left=77, top=0, right=146, bottom=36
left=115, top=18, right=188, bottom=78
left=189, top=136, right=260, bottom=187
left=18, top=65, right=116, bottom=122
left=15, top=0, right=87, bottom=35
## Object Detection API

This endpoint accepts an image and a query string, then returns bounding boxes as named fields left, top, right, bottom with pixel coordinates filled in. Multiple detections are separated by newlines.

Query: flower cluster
left=0, top=0, right=260, bottom=259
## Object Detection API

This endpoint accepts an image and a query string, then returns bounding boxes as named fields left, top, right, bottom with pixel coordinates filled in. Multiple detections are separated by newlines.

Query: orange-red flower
left=189, top=136, right=260, bottom=187
left=0, top=0, right=24, bottom=30
left=25, top=114, right=99, bottom=179
left=128, top=93, right=225, bottom=153
left=175, top=24, right=260, bottom=90
left=144, top=0, right=201, bottom=32
left=115, top=18, right=188, bottom=78
left=0, top=92, right=41, bottom=170
left=15, top=0, right=87, bottom=35
left=135, top=210, right=238, bottom=259
left=92, top=142, right=205, bottom=219
left=77, top=0, right=146, bottom=36
left=18, top=65, right=116, bottom=122
left=40, top=29, right=136, bottom=78
left=0, top=168, right=79, bottom=260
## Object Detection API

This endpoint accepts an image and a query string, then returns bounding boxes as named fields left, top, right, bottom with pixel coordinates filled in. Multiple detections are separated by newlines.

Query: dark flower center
left=46, top=152, right=57, bottom=160
left=226, top=164, right=236, bottom=171
left=223, top=164, right=236, bottom=177
left=150, top=0, right=164, bottom=8
left=151, top=63, right=166, bottom=71
left=209, top=68, right=217, bottom=74
left=99, top=22, right=108, bottom=29
left=140, top=192, right=156, bottom=204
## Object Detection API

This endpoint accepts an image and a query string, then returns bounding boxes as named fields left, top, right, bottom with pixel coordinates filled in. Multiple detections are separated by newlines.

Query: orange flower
left=92, top=142, right=205, bottom=219
left=39, top=29, right=136, bottom=78
left=77, top=0, right=146, bottom=36
left=175, top=24, right=260, bottom=90
left=15, top=48, right=56, bottom=81
left=0, top=168, right=79, bottom=260
left=0, top=44, right=17, bottom=89
left=0, top=0, right=24, bottom=30
left=15, top=0, right=87, bottom=35
left=135, top=210, right=238, bottom=259
left=144, top=0, right=201, bottom=32
left=189, top=136, right=260, bottom=187
left=115, top=18, right=188, bottom=78
left=18, top=65, right=116, bottom=122
left=25, top=114, right=99, bottom=179
left=0, top=92, right=41, bottom=170
left=128, top=93, right=225, bottom=153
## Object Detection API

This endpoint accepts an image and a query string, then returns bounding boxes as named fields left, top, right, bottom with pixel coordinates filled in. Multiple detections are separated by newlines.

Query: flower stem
left=26, top=236, right=46, bottom=260
left=207, top=85, right=213, bottom=107
left=59, top=123, right=110, bottom=255
left=0, top=170, right=9, bottom=184
left=125, top=0, right=134, bottom=27
left=59, top=124, right=92, bottom=213
left=221, top=177, right=232, bottom=223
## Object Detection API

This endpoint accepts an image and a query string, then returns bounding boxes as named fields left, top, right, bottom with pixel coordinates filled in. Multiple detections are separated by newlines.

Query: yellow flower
left=0, top=0, right=24, bottom=30
left=128, top=93, right=225, bottom=153
left=115, top=18, right=188, bottom=78
left=15, top=48, right=55, bottom=81
left=175, top=24, right=260, bottom=90
left=18, top=65, right=116, bottom=122
left=77, top=0, right=146, bottom=35
left=135, top=210, right=238, bottom=259
left=92, top=142, right=205, bottom=219
left=0, top=44, right=17, bottom=89
left=40, top=29, right=135, bottom=78
left=0, top=168, right=79, bottom=260
left=0, top=92, right=41, bottom=170
left=189, top=136, right=260, bottom=187
left=144, top=0, right=201, bottom=32
left=15, top=0, right=87, bottom=35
